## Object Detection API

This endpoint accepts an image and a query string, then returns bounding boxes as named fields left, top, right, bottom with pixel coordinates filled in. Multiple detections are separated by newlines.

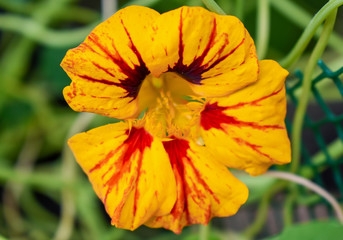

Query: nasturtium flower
left=61, top=5, right=291, bottom=233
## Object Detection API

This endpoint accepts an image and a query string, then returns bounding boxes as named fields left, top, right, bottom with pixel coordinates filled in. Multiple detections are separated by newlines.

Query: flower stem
left=282, top=184, right=298, bottom=227
left=202, top=0, right=227, bottom=15
left=199, top=223, right=210, bottom=240
left=279, top=0, right=343, bottom=68
left=53, top=113, right=95, bottom=240
left=0, top=14, right=98, bottom=48
left=256, top=0, right=270, bottom=59
left=265, top=171, right=343, bottom=224
left=101, top=0, right=118, bottom=20
left=235, top=0, right=244, bottom=19
left=271, top=0, right=343, bottom=59
left=0, top=165, right=66, bottom=189
left=3, top=128, right=42, bottom=237
left=290, top=8, right=337, bottom=173
left=243, top=182, right=287, bottom=239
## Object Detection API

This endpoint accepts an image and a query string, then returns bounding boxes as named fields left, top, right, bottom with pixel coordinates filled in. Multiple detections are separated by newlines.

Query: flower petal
left=68, top=122, right=177, bottom=230
left=200, top=60, right=291, bottom=176
left=146, top=137, right=248, bottom=233
left=147, top=6, right=258, bottom=97
left=61, top=6, right=160, bottom=119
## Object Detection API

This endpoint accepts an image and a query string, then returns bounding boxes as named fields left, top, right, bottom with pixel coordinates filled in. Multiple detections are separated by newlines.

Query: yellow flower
left=61, top=6, right=291, bottom=233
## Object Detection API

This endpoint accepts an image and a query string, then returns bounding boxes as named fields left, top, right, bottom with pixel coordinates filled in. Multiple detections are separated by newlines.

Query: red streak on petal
left=76, top=74, right=120, bottom=87
left=92, top=61, right=117, bottom=78
left=200, top=36, right=245, bottom=76
left=233, top=137, right=274, bottom=161
left=170, top=11, right=218, bottom=84
left=170, top=11, right=246, bottom=85
left=132, top=154, right=144, bottom=218
left=163, top=138, right=189, bottom=223
left=225, top=87, right=283, bottom=110
left=89, top=150, right=117, bottom=173
left=84, top=33, right=149, bottom=99
left=163, top=138, right=218, bottom=224
left=79, top=92, right=111, bottom=99
left=88, top=127, right=152, bottom=217
left=200, top=102, right=283, bottom=131
left=120, top=18, right=147, bottom=74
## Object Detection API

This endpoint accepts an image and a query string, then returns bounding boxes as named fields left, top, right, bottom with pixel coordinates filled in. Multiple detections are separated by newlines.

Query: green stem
left=278, top=0, right=343, bottom=68
left=77, top=185, right=108, bottom=240
left=0, top=165, right=66, bottom=190
left=235, top=0, right=244, bottom=19
left=0, top=0, right=75, bottom=108
left=0, top=0, right=99, bottom=23
left=291, top=9, right=338, bottom=173
left=0, top=38, right=35, bottom=94
left=199, top=223, right=210, bottom=240
left=53, top=113, right=94, bottom=240
left=282, top=184, right=298, bottom=227
left=202, top=0, right=227, bottom=15
left=256, top=0, right=270, bottom=59
left=243, top=182, right=287, bottom=239
left=0, top=14, right=98, bottom=48
left=0, top=0, right=35, bottom=13
left=101, top=0, right=118, bottom=20
left=266, top=171, right=343, bottom=224
left=55, top=7, right=100, bottom=23
left=2, top=127, right=42, bottom=237
left=271, top=0, right=343, bottom=58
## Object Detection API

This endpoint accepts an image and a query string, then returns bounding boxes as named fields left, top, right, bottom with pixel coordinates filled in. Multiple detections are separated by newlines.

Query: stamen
left=151, top=76, right=163, bottom=89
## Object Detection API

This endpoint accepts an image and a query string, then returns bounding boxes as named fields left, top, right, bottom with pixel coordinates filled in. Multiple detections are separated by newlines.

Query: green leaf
left=265, top=221, right=343, bottom=240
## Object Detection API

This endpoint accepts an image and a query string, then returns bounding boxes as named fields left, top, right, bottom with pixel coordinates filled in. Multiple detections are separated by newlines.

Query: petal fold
left=68, top=122, right=177, bottom=230
left=61, top=6, right=160, bottom=119
left=147, top=7, right=258, bottom=97
left=200, top=60, right=291, bottom=176
left=146, top=137, right=248, bottom=233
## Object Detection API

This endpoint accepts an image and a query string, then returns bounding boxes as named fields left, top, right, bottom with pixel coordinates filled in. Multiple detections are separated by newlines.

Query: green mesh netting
left=286, top=60, right=343, bottom=202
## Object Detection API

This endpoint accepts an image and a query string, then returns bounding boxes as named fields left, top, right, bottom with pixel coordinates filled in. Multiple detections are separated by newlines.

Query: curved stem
left=265, top=171, right=343, bottom=224
left=291, top=9, right=337, bottom=173
left=271, top=0, right=343, bottom=58
left=243, top=182, right=287, bottom=239
left=0, top=165, right=66, bottom=189
left=256, top=0, right=270, bottom=59
left=0, top=0, right=34, bottom=13
left=53, top=113, right=95, bottom=240
left=202, top=0, right=227, bottom=15
left=0, top=14, right=98, bottom=48
left=101, top=0, right=118, bottom=20
left=2, top=128, right=42, bottom=237
left=282, top=184, right=298, bottom=227
left=278, top=0, right=343, bottom=68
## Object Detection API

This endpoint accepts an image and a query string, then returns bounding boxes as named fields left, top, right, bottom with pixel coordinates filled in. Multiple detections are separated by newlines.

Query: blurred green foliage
left=0, top=0, right=342, bottom=240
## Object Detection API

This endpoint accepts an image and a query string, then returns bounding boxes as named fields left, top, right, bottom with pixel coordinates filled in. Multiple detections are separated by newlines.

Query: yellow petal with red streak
left=147, top=6, right=258, bottom=97
left=68, top=122, right=177, bottom=230
left=61, top=6, right=159, bottom=119
left=200, top=60, right=290, bottom=176
left=145, top=137, right=248, bottom=233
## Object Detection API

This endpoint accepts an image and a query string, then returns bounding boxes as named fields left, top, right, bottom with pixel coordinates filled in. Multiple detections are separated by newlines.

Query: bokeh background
left=0, top=0, right=342, bottom=239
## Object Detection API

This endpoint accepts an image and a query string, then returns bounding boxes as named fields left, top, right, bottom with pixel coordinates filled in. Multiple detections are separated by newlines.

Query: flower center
left=137, top=72, right=200, bottom=138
